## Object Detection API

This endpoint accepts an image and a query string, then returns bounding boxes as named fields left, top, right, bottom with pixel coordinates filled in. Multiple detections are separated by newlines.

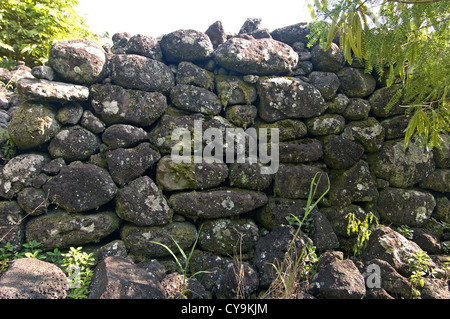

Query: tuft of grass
left=149, top=225, right=210, bottom=298
left=264, top=172, right=329, bottom=299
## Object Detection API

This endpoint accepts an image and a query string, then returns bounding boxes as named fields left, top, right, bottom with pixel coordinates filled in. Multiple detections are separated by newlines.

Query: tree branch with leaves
left=307, top=0, right=450, bottom=150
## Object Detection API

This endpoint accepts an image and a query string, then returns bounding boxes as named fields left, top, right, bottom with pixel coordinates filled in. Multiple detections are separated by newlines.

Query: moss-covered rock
left=48, top=39, right=107, bottom=85
left=0, top=153, right=50, bottom=199
left=256, top=118, right=307, bottom=142
left=214, top=37, right=298, bottom=75
left=322, top=134, right=365, bottom=169
left=170, top=84, right=222, bottom=115
left=0, top=201, right=25, bottom=252
left=160, top=29, right=214, bottom=63
left=377, top=188, right=436, bottom=227
left=90, top=83, right=168, bottom=126
left=228, top=161, right=273, bottom=191
left=257, top=77, right=328, bottom=122
left=26, top=208, right=120, bottom=250
left=116, top=176, right=172, bottom=226
left=328, top=160, right=378, bottom=206
left=306, top=114, right=346, bottom=136
left=343, top=117, right=385, bottom=153
left=156, top=155, right=228, bottom=191
left=368, top=139, right=435, bottom=188
left=176, top=61, right=215, bottom=91
left=225, top=104, right=258, bottom=129
left=43, top=162, right=117, bottom=213
left=105, top=142, right=161, bottom=187
left=255, top=196, right=319, bottom=230
left=337, top=67, right=376, bottom=98
left=168, top=188, right=268, bottom=219
left=109, top=54, right=175, bottom=93
left=198, top=218, right=259, bottom=256
left=8, top=101, right=61, bottom=150
left=120, top=221, right=197, bottom=259
left=273, top=164, right=329, bottom=199
left=215, top=75, right=257, bottom=107
left=279, top=139, right=323, bottom=163
left=48, top=125, right=100, bottom=162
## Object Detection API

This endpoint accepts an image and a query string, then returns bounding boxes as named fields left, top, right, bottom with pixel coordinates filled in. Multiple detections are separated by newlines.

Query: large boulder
left=160, top=29, right=214, bottom=63
left=270, top=23, right=310, bottom=45
left=328, top=160, right=379, bottom=207
left=198, top=218, right=259, bottom=256
left=256, top=77, right=328, bottom=122
left=0, top=258, right=68, bottom=299
left=0, top=153, right=49, bottom=199
left=8, top=101, right=61, bottom=150
left=43, top=162, right=117, bottom=213
left=337, top=67, right=376, bottom=98
left=170, top=84, right=222, bottom=115
left=215, top=75, right=257, bottom=107
left=322, top=134, right=365, bottom=169
left=17, top=78, right=89, bottom=103
left=156, top=155, right=228, bottom=191
left=120, top=221, right=197, bottom=259
left=48, top=125, right=100, bottom=162
left=310, top=253, right=366, bottom=299
left=176, top=61, right=215, bottom=91
left=48, top=39, right=107, bottom=85
left=115, top=176, right=172, bottom=226
left=105, top=142, right=161, bottom=187
left=310, top=43, right=344, bottom=73
left=25, top=207, right=120, bottom=249
left=361, top=226, right=424, bottom=276
left=214, top=37, right=298, bottom=75
left=273, top=164, right=329, bottom=200
left=125, top=34, right=163, bottom=61
left=109, top=54, right=175, bottom=93
left=368, top=139, right=435, bottom=188
left=89, top=256, right=165, bottom=299
left=168, top=188, right=268, bottom=220
left=377, top=188, right=436, bottom=227
left=90, top=83, right=168, bottom=126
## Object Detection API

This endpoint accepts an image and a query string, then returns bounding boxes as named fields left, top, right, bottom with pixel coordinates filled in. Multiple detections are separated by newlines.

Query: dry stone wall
left=0, top=19, right=449, bottom=299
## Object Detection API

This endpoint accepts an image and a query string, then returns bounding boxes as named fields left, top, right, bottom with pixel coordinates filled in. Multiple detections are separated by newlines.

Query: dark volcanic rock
left=214, top=37, right=298, bottom=75
left=168, top=188, right=268, bottom=219
left=43, top=162, right=117, bottom=213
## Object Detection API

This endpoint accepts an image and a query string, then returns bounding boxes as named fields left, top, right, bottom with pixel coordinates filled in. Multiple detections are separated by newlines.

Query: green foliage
left=265, top=172, right=329, bottom=298
left=0, top=241, right=94, bottom=299
left=61, top=247, right=95, bottom=299
left=397, top=225, right=414, bottom=239
left=408, top=250, right=434, bottom=298
left=149, top=225, right=210, bottom=298
left=308, top=0, right=450, bottom=150
left=0, top=129, right=17, bottom=164
left=346, top=211, right=377, bottom=257
left=0, top=0, right=98, bottom=68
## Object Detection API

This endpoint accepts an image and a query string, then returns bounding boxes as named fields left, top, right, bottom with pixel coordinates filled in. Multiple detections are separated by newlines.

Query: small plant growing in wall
left=149, top=225, right=210, bottom=298
left=0, top=240, right=95, bottom=299
left=264, top=172, right=329, bottom=299
left=345, top=211, right=377, bottom=257
left=408, top=250, right=435, bottom=298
